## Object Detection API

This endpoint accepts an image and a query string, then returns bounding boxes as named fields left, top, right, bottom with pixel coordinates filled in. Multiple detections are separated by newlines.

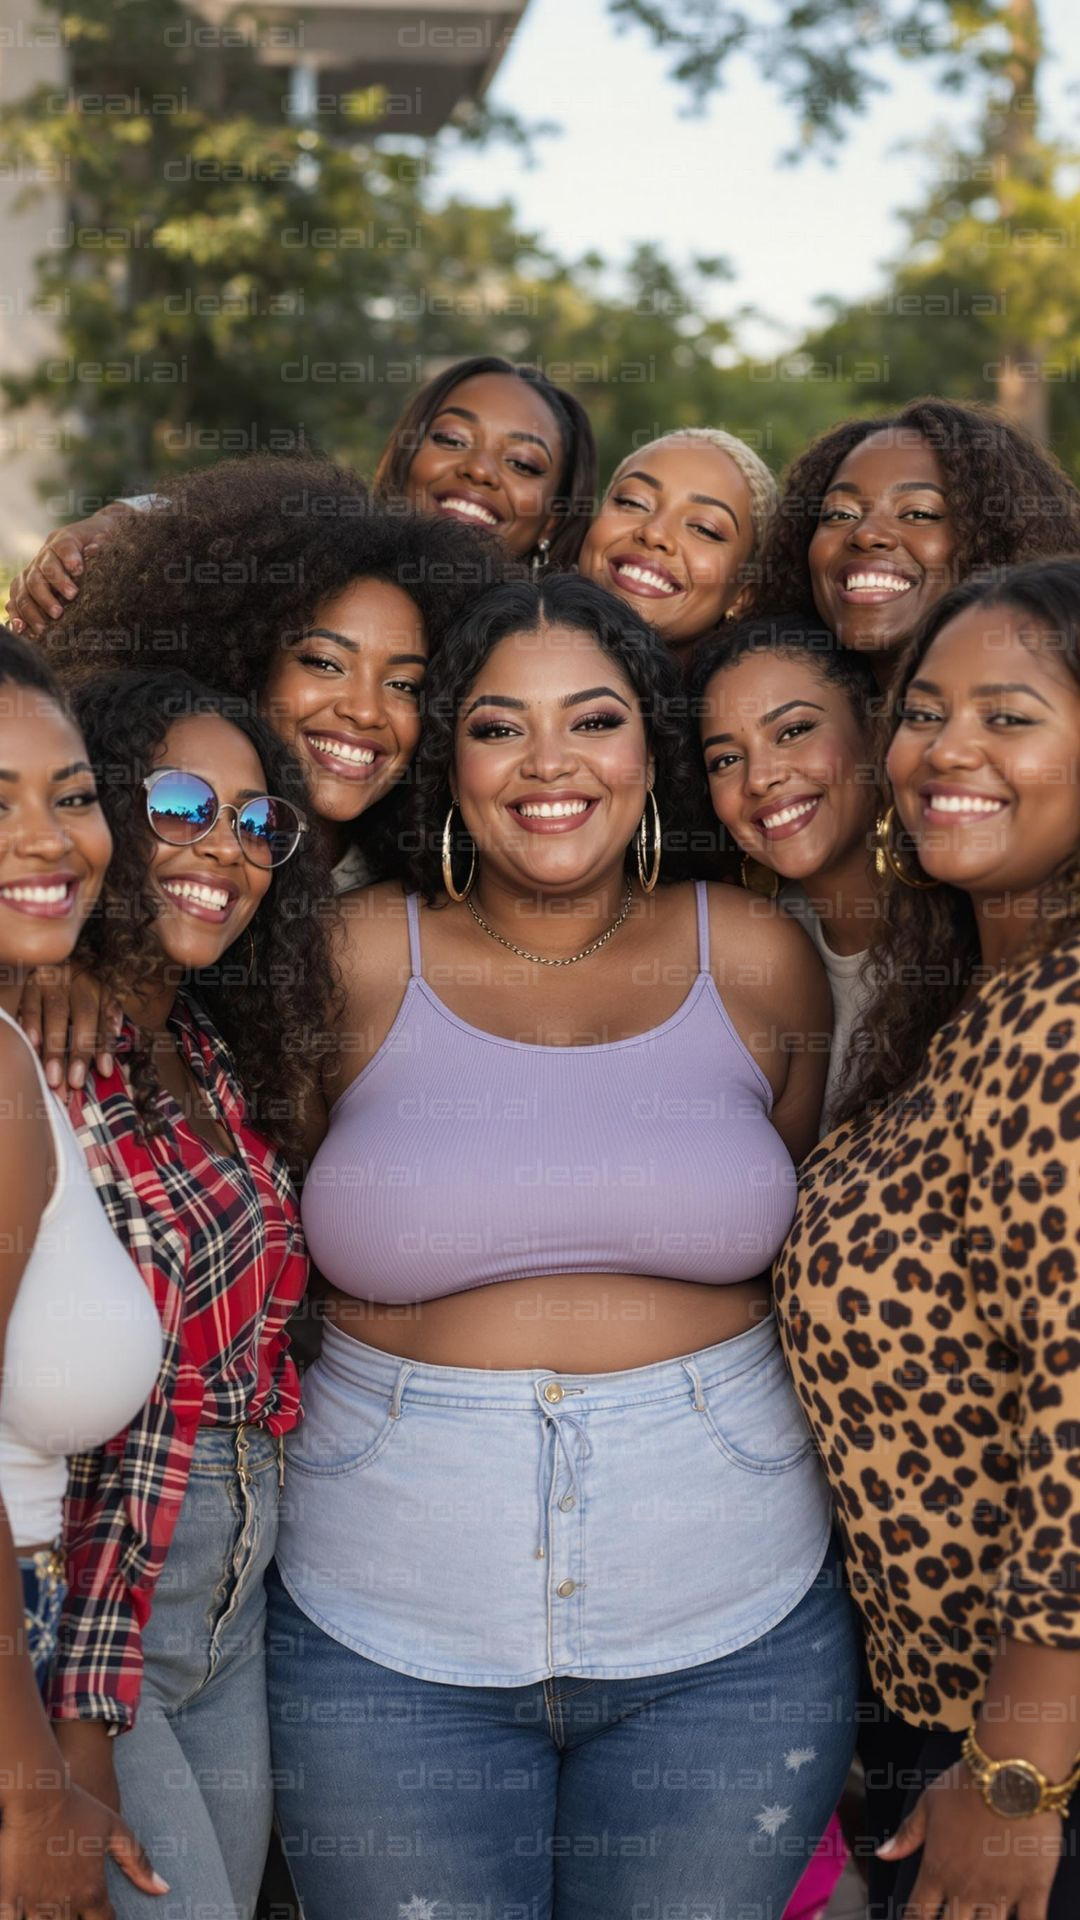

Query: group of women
left=3, top=355, right=1080, bottom=1920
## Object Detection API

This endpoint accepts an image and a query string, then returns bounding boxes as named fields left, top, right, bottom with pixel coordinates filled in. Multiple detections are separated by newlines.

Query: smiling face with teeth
left=263, top=579, right=428, bottom=837
left=146, top=714, right=273, bottom=974
left=809, top=430, right=958, bottom=667
left=700, top=649, right=876, bottom=891
left=887, top=602, right=1080, bottom=905
left=453, top=624, right=653, bottom=899
left=405, top=372, right=565, bottom=560
left=0, top=688, right=113, bottom=999
left=579, top=441, right=755, bottom=654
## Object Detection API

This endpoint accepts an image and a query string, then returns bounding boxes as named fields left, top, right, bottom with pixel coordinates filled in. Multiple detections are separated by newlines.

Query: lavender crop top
left=302, top=884, right=797, bottom=1301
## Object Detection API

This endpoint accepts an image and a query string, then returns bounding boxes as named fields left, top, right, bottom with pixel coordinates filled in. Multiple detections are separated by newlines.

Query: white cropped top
left=0, top=1008, right=163, bottom=1547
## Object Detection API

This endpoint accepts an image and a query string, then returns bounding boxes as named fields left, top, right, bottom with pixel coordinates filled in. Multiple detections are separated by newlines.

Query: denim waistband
left=318, top=1310, right=781, bottom=1415
left=190, top=1423, right=284, bottom=1483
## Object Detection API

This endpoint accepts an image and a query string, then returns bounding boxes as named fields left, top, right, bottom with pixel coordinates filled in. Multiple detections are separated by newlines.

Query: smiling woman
left=692, top=618, right=882, bottom=1129
left=374, top=354, right=598, bottom=569
left=39, top=454, right=501, bottom=887
left=773, top=562, right=1080, bottom=1920
left=753, top=397, right=1080, bottom=684
left=579, top=428, right=778, bottom=661
left=267, top=572, right=858, bottom=1920
left=41, top=668, right=334, bottom=1920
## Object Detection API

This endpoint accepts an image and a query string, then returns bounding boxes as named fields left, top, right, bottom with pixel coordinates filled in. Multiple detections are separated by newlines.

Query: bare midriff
left=324, top=1273, right=772, bottom=1372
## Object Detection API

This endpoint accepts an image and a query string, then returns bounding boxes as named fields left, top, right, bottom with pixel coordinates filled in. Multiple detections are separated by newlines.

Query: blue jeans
left=266, top=1540, right=858, bottom=1920
left=275, top=1317, right=834, bottom=1685
left=106, top=1425, right=282, bottom=1920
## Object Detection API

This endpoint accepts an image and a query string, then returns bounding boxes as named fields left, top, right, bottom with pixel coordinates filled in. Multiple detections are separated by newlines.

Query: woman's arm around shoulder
left=703, top=883, right=832, bottom=1164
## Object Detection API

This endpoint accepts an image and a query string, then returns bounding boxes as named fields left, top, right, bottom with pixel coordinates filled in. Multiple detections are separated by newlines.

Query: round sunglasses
left=143, top=769, right=307, bottom=870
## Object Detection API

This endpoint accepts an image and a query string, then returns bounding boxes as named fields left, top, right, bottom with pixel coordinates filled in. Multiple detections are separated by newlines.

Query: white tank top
left=0, top=1006, right=163, bottom=1547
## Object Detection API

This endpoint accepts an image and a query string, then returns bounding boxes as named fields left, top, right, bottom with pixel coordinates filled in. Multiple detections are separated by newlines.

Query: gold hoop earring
left=636, top=789, right=662, bottom=894
left=739, top=852, right=780, bottom=899
left=441, top=802, right=477, bottom=902
left=874, top=803, right=939, bottom=890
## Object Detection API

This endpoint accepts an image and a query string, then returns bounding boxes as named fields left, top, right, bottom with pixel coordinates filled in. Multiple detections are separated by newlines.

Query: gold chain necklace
left=465, top=882, right=634, bottom=966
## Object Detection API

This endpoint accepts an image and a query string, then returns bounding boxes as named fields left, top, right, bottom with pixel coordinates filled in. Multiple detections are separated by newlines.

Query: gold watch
left=961, top=1726, right=1080, bottom=1819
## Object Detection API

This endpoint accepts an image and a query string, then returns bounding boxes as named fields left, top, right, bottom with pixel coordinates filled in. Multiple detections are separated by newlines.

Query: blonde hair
left=614, top=428, right=778, bottom=561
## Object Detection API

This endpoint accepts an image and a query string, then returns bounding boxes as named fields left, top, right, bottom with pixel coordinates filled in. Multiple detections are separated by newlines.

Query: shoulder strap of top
left=0, top=1002, right=67, bottom=1202
left=405, top=892, right=423, bottom=977
left=694, top=881, right=711, bottom=973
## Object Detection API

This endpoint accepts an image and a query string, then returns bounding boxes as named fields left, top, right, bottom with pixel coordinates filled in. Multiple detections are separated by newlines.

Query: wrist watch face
left=987, top=1763, right=1044, bottom=1818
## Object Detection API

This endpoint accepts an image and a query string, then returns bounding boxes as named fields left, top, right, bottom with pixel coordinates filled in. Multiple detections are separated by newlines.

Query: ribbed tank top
left=303, top=883, right=797, bottom=1302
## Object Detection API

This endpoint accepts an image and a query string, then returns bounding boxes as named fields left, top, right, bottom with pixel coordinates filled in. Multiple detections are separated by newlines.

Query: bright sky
left=432, top=0, right=1080, bottom=355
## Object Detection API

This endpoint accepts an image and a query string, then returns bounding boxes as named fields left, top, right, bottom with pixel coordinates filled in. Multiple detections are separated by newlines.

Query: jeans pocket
left=698, top=1341, right=815, bottom=1475
left=285, top=1368, right=401, bottom=1478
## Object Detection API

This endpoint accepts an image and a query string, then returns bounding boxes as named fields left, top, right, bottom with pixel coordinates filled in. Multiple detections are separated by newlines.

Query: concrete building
left=0, top=0, right=528, bottom=561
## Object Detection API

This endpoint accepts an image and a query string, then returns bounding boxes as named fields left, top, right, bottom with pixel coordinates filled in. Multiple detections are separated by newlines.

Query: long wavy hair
left=407, top=574, right=699, bottom=900
left=71, top=669, right=337, bottom=1160
left=42, top=453, right=505, bottom=880
left=836, top=558, right=1080, bottom=1122
left=753, top=397, right=1080, bottom=624
left=373, top=355, right=598, bottom=569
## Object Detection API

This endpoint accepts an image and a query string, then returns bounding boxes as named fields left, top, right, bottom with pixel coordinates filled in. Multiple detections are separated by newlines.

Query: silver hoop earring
left=636, top=789, right=661, bottom=894
left=441, top=802, right=477, bottom=902
left=530, top=537, right=551, bottom=580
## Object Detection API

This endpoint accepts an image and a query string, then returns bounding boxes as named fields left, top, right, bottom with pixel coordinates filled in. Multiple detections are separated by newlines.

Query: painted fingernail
left=9, top=618, right=23, bottom=633
left=150, top=1873, right=171, bottom=1892
left=69, top=1061, right=86, bottom=1088
left=100, top=1052, right=114, bottom=1078
left=876, top=1837, right=897, bottom=1857
left=45, top=1060, right=62, bottom=1088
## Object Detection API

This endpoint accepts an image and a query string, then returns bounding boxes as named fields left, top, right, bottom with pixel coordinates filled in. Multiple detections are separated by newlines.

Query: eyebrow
left=701, top=698, right=825, bottom=749
left=617, top=469, right=740, bottom=533
left=0, top=760, right=92, bottom=783
left=908, top=676, right=1053, bottom=709
left=298, top=628, right=426, bottom=668
left=822, top=480, right=947, bottom=500
left=434, top=406, right=553, bottom=460
left=463, top=684, right=632, bottom=719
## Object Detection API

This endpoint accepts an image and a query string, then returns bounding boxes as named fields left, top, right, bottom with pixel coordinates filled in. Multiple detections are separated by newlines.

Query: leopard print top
left=774, top=935, right=1080, bottom=1731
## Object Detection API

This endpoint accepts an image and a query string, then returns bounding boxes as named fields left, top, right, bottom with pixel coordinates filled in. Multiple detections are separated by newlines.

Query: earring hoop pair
left=442, top=794, right=662, bottom=900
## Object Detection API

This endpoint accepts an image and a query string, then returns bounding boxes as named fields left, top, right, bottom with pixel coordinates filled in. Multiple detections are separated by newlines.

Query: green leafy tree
left=610, top=0, right=1070, bottom=439
left=0, top=0, right=809, bottom=505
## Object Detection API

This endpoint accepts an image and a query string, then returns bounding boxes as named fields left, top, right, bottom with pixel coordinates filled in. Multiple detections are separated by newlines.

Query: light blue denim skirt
left=274, top=1312, right=834, bottom=1687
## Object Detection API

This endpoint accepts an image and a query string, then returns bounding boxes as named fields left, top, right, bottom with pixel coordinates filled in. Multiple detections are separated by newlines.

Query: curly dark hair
left=836, top=557, right=1080, bottom=1123
left=70, top=668, right=337, bottom=1161
left=42, top=453, right=506, bottom=880
left=372, top=355, right=598, bottom=570
left=753, top=397, right=1080, bottom=626
left=408, top=574, right=700, bottom=900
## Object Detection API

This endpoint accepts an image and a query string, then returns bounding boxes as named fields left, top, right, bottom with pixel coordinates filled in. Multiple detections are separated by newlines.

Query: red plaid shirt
left=48, top=992, right=307, bottom=1729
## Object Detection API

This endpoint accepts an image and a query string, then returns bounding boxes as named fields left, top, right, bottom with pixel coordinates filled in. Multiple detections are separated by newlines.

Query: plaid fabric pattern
left=48, top=991, right=306, bottom=1729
